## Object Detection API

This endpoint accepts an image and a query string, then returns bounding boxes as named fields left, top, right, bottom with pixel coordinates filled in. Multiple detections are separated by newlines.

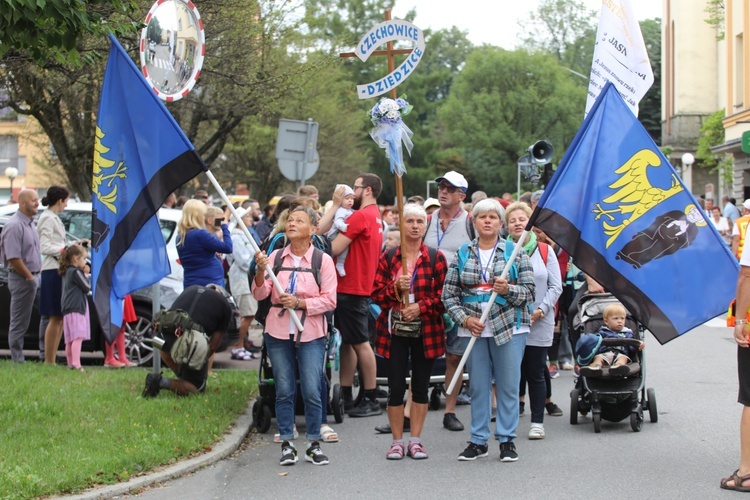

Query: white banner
left=585, top=0, right=654, bottom=117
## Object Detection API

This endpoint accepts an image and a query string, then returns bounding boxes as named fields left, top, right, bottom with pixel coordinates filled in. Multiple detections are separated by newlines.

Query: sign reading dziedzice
left=355, top=20, right=425, bottom=100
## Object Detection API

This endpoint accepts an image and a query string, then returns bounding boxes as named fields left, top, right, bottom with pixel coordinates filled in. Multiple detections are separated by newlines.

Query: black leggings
left=520, top=345, right=548, bottom=424
left=386, top=335, right=436, bottom=407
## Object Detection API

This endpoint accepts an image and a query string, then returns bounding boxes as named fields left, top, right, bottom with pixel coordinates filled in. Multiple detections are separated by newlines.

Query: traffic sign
left=742, top=130, right=750, bottom=154
left=276, top=119, right=318, bottom=164
left=278, top=150, right=320, bottom=184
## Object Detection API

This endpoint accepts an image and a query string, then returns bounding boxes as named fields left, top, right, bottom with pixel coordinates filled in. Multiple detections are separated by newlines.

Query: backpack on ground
left=152, top=290, right=210, bottom=371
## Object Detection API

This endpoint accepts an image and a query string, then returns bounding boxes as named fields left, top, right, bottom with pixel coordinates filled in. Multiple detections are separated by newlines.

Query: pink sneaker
left=407, top=440, right=428, bottom=459
left=386, top=441, right=405, bottom=460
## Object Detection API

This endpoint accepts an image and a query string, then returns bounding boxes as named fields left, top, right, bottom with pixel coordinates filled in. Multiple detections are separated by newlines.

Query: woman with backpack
left=505, top=202, right=563, bottom=440
left=371, top=204, right=448, bottom=461
left=442, top=198, right=535, bottom=462
left=252, top=205, right=337, bottom=466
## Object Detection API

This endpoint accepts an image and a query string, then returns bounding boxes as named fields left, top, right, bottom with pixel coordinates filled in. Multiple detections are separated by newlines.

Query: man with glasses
left=329, top=173, right=384, bottom=417
left=425, top=171, right=474, bottom=431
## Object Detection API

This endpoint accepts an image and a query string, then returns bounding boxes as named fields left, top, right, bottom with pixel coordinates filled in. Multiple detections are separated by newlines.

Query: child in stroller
left=570, top=293, right=657, bottom=432
left=579, top=303, right=644, bottom=378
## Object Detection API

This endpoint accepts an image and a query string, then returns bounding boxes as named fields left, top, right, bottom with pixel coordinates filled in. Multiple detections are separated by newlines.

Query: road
left=129, top=319, right=740, bottom=499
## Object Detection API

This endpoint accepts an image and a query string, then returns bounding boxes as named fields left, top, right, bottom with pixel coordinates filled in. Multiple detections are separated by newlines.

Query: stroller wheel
left=332, top=384, right=345, bottom=424
left=593, top=412, right=601, bottom=433
left=429, top=387, right=442, bottom=411
left=252, top=399, right=272, bottom=433
left=570, top=389, right=579, bottom=425
left=630, top=409, right=644, bottom=432
left=647, top=388, right=658, bottom=423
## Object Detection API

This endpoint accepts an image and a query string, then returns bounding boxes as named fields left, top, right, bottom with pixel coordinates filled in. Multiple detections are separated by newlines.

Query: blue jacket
left=177, top=226, right=233, bottom=288
left=596, top=325, right=637, bottom=358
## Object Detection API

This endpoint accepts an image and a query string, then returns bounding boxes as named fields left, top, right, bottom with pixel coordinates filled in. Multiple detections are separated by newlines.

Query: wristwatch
left=537, top=308, right=545, bottom=318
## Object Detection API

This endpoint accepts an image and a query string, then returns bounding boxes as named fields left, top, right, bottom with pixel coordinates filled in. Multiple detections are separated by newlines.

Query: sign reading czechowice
left=355, top=19, right=425, bottom=99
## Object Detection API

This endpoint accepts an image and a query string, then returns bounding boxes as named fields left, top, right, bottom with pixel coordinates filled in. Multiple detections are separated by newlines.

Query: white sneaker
left=529, top=423, right=545, bottom=440
left=561, top=361, right=575, bottom=370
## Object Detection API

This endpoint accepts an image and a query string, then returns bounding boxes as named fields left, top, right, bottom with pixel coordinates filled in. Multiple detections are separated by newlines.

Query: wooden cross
left=339, top=8, right=416, bottom=305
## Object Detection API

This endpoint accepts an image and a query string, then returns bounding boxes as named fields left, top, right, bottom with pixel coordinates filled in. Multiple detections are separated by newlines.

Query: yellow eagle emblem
left=592, top=149, right=683, bottom=248
left=92, top=126, right=127, bottom=213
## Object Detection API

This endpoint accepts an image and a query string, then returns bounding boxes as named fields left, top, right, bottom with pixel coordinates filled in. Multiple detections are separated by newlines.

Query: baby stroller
left=251, top=324, right=344, bottom=433
left=569, top=293, right=657, bottom=432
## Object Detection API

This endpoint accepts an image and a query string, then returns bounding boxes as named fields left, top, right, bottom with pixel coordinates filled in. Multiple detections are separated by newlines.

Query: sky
left=392, top=0, right=662, bottom=49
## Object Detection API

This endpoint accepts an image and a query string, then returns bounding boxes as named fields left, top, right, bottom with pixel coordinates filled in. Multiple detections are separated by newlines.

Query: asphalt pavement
left=62, top=319, right=745, bottom=499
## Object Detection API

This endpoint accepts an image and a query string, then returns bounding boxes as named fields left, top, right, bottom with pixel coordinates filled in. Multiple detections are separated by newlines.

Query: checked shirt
left=442, top=238, right=535, bottom=347
left=371, top=243, right=448, bottom=359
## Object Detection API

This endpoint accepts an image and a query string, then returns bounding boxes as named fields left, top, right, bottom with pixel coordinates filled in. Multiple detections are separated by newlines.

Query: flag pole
left=446, top=230, right=530, bottom=395
left=204, top=170, right=305, bottom=332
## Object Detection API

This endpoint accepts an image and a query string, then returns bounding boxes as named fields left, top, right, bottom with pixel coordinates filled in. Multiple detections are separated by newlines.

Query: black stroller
left=569, top=293, right=657, bottom=432
left=251, top=326, right=345, bottom=434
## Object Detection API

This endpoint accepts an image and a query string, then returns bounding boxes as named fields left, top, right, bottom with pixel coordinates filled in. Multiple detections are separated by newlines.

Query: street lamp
left=680, top=153, right=695, bottom=193
left=5, top=166, right=18, bottom=203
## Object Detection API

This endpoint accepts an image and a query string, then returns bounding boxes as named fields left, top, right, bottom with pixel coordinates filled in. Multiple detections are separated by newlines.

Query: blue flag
left=92, top=35, right=206, bottom=343
left=530, top=82, right=739, bottom=344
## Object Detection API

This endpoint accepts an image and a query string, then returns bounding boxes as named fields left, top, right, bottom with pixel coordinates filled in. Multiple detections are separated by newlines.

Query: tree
left=704, top=0, right=726, bottom=40
left=0, top=0, right=139, bottom=65
left=518, top=0, right=597, bottom=79
left=697, top=109, right=733, bottom=184
left=0, top=0, right=325, bottom=199
left=437, top=47, right=585, bottom=195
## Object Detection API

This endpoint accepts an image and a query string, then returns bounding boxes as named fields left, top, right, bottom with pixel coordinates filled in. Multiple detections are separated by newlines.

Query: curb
left=60, top=398, right=255, bottom=499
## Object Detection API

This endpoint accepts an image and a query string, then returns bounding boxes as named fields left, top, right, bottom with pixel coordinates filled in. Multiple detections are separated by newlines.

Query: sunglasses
left=438, top=183, right=458, bottom=194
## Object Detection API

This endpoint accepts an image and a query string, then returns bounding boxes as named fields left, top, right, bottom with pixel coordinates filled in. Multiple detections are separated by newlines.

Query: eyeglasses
left=438, top=183, right=458, bottom=194
left=353, top=185, right=365, bottom=191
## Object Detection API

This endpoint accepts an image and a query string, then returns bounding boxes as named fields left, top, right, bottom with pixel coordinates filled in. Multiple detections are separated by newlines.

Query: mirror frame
left=138, top=0, right=205, bottom=102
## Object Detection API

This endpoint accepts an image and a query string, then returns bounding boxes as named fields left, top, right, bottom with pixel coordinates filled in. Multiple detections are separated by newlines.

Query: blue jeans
left=264, top=333, right=326, bottom=441
left=466, top=333, right=527, bottom=445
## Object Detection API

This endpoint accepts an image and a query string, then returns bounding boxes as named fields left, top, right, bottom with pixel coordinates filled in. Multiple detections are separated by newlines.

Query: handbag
left=391, top=311, right=422, bottom=338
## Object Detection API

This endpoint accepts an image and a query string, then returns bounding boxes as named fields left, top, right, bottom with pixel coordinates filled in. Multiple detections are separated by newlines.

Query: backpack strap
left=538, top=241, right=549, bottom=265
left=465, top=212, right=475, bottom=240
left=457, top=242, right=471, bottom=277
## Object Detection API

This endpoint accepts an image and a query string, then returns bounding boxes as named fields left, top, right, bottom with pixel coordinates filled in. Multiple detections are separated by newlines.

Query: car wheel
left=124, top=303, right=156, bottom=367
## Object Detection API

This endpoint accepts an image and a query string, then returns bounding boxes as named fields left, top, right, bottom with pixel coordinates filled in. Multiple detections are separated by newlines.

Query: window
left=0, top=135, right=18, bottom=170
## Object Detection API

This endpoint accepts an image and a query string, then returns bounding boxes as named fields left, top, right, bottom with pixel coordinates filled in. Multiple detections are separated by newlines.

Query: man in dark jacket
left=142, top=284, right=235, bottom=397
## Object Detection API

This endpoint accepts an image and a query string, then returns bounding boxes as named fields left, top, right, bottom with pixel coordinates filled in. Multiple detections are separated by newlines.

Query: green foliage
left=518, top=0, right=596, bottom=79
left=437, top=47, right=585, bottom=195
left=0, top=363, right=256, bottom=499
left=704, top=0, right=726, bottom=40
left=0, top=0, right=140, bottom=65
left=697, top=109, right=734, bottom=183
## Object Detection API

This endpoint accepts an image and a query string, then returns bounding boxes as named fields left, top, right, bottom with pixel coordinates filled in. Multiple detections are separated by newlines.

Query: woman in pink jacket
left=252, top=205, right=337, bottom=467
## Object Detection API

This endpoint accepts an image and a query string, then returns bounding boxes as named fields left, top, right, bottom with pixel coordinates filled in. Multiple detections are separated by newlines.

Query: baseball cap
left=424, top=197, right=440, bottom=210
left=434, top=171, right=468, bottom=193
left=743, top=199, right=750, bottom=210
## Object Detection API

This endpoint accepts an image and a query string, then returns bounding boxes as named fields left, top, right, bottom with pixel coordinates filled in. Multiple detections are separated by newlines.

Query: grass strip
left=0, top=362, right=256, bottom=499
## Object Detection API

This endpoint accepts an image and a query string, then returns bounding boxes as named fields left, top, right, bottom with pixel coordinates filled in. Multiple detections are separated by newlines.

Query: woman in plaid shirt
left=442, top=198, right=535, bottom=463
left=372, top=204, right=448, bottom=461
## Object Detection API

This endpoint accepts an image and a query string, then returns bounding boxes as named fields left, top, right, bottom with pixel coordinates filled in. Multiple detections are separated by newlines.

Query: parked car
left=0, top=203, right=186, bottom=365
